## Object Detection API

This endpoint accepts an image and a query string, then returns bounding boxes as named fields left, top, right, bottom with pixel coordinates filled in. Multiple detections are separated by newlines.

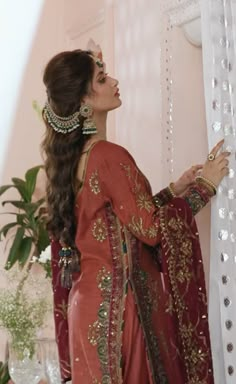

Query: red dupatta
left=159, top=197, right=214, bottom=384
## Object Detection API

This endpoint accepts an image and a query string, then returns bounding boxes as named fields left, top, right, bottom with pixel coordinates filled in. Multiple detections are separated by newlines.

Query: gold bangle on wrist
left=195, top=176, right=217, bottom=195
left=168, top=182, right=177, bottom=198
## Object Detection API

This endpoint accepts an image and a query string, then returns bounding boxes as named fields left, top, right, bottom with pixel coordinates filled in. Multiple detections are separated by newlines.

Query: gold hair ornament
left=42, top=102, right=80, bottom=134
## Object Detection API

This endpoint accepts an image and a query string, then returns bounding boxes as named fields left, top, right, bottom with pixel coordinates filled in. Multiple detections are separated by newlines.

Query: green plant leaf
left=11, top=178, right=30, bottom=202
left=25, top=165, right=42, bottom=198
left=2, top=200, right=28, bottom=210
left=37, top=222, right=50, bottom=254
left=27, top=198, right=45, bottom=217
left=0, top=185, right=13, bottom=196
left=2, top=200, right=45, bottom=217
left=16, top=213, right=28, bottom=226
left=18, top=237, right=33, bottom=267
left=0, top=222, right=18, bottom=240
left=0, top=361, right=10, bottom=384
left=5, top=227, right=25, bottom=270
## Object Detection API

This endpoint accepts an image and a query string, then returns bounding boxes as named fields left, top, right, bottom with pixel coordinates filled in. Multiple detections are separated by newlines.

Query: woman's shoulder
left=93, top=140, right=132, bottom=160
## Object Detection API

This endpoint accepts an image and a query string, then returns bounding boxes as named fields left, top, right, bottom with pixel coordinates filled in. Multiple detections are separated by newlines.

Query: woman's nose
left=111, top=77, right=119, bottom=86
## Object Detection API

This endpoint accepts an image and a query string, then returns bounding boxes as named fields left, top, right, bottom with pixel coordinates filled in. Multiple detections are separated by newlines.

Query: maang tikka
left=79, top=104, right=97, bottom=135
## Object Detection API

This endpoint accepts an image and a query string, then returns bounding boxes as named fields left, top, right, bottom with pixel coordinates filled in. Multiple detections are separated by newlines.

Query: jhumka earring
left=79, top=104, right=97, bottom=135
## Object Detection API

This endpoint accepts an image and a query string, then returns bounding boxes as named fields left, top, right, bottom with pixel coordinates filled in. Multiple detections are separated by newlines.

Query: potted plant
left=0, top=165, right=49, bottom=269
left=0, top=165, right=51, bottom=384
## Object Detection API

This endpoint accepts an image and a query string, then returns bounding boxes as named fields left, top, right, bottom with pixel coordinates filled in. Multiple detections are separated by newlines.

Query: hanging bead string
left=42, top=102, right=81, bottom=134
left=160, top=11, right=175, bottom=181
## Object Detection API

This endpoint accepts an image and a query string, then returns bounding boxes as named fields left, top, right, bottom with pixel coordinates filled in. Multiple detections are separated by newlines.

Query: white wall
left=0, top=0, right=66, bottom=361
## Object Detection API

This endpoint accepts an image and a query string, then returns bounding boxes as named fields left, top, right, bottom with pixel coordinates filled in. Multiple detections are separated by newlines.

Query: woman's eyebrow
left=96, top=70, right=104, bottom=78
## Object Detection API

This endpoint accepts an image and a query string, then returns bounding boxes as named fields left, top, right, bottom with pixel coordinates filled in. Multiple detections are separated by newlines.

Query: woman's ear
left=81, top=94, right=94, bottom=109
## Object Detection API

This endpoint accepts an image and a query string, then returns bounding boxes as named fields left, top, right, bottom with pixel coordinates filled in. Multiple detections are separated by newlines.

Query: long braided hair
left=41, top=50, right=95, bottom=260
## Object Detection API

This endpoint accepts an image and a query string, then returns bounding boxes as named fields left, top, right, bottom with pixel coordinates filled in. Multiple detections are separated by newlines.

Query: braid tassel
left=58, top=247, right=80, bottom=288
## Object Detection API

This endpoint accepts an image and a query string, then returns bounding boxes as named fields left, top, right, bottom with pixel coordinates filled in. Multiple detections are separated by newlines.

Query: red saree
left=51, top=140, right=214, bottom=384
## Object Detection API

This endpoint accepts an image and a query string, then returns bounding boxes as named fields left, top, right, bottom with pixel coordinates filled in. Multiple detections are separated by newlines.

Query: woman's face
left=84, top=61, right=122, bottom=114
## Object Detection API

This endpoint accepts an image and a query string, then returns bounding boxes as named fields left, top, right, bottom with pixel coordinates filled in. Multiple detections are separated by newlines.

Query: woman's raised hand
left=201, top=139, right=230, bottom=187
left=172, top=164, right=203, bottom=195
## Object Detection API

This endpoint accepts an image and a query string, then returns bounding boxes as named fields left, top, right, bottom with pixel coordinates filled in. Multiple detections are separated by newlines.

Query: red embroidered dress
left=51, top=141, right=215, bottom=384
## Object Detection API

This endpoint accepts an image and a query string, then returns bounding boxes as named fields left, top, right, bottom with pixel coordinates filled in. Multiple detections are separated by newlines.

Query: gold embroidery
left=136, top=192, right=153, bottom=212
left=92, top=218, right=108, bottom=242
left=165, top=296, right=174, bottom=314
left=55, top=300, right=68, bottom=320
left=88, top=267, right=112, bottom=383
left=167, top=217, right=184, bottom=233
left=120, top=163, right=161, bottom=240
left=128, top=216, right=159, bottom=239
left=160, top=207, right=211, bottom=382
left=89, top=170, right=101, bottom=195
left=132, top=264, right=168, bottom=382
left=120, top=163, right=131, bottom=179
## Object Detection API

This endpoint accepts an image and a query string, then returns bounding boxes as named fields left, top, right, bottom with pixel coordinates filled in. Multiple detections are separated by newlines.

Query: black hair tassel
left=58, top=247, right=80, bottom=289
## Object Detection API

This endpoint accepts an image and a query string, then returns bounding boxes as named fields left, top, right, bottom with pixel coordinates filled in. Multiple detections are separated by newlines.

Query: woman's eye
left=99, top=73, right=108, bottom=83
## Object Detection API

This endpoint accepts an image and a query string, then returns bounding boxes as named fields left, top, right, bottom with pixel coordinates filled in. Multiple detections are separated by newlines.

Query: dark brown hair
left=41, top=49, right=95, bottom=250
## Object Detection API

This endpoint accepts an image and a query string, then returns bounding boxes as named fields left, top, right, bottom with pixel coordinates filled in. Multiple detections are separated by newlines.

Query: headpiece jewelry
left=87, top=39, right=104, bottom=68
left=42, top=102, right=80, bottom=134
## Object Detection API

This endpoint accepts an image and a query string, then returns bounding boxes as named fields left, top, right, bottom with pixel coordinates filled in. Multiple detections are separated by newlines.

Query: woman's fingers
left=209, top=139, right=224, bottom=157
left=215, top=151, right=231, bottom=162
left=221, top=167, right=229, bottom=176
left=219, top=159, right=229, bottom=170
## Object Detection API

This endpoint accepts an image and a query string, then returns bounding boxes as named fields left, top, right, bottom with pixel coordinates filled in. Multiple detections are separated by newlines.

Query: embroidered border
left=88, top=205, right=128, bottom=384
left=126, top=231, right=169, bottom=384
left=88, top=267, right=112, bottom=383
left=105, top=204, right=128, bottom=384
left=159, top=204, right=213, bottom=383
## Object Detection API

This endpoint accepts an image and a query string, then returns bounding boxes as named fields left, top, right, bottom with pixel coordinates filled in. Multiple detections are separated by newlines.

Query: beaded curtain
left=201, top=0, right=236, bottom=382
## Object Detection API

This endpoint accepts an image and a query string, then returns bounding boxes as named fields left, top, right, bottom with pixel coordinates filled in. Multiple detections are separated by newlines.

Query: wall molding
left=162, top=0, right=200, bottom=26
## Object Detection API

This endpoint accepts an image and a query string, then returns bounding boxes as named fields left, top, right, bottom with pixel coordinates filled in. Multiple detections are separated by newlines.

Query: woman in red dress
left=41, top=49, right=229, bottom=384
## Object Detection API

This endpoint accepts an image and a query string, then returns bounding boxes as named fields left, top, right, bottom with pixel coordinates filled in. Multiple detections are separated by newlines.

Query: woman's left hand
left=172, top=164, right=203, bottom=196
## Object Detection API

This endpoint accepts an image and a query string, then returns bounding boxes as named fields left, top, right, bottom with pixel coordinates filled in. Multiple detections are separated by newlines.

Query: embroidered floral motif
left=128, top=216, right=159, bottom=239
left=55, top=299, right=68, bottom=320
left=120, top=163, right=153, bottom=212
left=89, top=170, right=101, bottom=195
left=137, top=192, right=153, bottom=212
left=92, top=218, right=108, bottom=242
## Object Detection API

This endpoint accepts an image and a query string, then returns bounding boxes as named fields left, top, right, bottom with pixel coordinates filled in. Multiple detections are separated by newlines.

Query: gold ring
left=207, top=153, right=215, bottom=161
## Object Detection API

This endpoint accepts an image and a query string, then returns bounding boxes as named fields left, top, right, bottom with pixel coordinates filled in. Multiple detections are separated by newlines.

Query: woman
left=41, top=49, right=229, bottom=384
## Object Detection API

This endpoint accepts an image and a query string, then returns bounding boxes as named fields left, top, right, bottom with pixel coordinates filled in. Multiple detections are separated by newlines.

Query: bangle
left=195, top=176, right=217, bottom=195
left=168, top=182, right=177, bottom=198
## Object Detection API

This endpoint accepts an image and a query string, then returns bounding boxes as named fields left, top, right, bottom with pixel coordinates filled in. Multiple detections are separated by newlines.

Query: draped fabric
left=51, top=140, right=214, bottom=383
left=200, top=1, right=236, bottom=382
